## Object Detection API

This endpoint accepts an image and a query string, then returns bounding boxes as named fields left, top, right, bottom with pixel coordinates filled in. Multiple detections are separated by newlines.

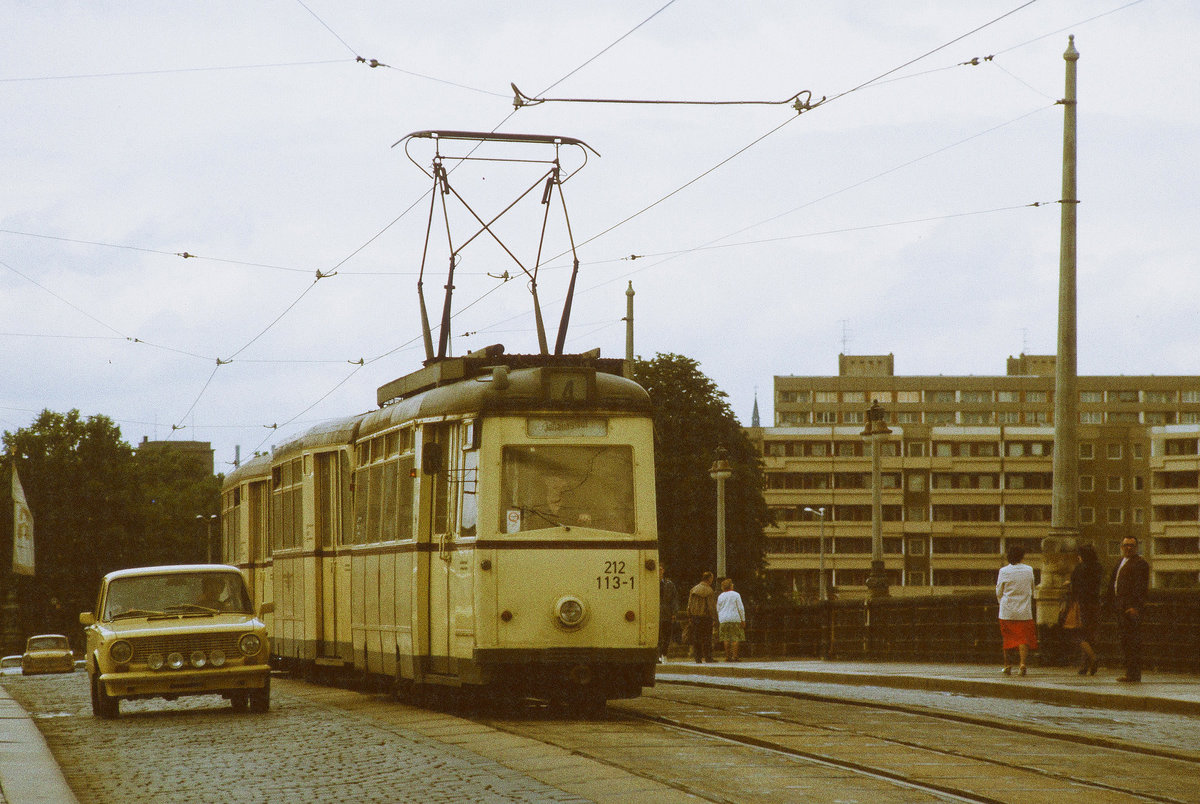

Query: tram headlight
left=109, top=641, right=133, bottom=664
left=555, top=596, right=586, bottom=629
left=239, top=634, right=262, bottom=657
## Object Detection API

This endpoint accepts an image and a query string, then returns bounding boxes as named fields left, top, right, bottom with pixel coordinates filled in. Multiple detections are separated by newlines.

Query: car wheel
left=90, top=672, right=119, bottom=719
left=248, top=675, right=270, bottom=713
left=229, top=692, right=249, bottom=712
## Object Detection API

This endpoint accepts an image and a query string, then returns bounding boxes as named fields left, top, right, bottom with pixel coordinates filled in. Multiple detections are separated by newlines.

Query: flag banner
left=12, top=466, right=34, bottom=576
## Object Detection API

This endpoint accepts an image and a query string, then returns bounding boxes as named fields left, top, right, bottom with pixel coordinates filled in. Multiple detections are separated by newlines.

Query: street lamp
left=196, top=513, right=218, bottom=563
left=860, top=401, right=892, bottom=599
left=709, top=446, right=733, bottom=578
left=804, top=506, right=827, bottom=602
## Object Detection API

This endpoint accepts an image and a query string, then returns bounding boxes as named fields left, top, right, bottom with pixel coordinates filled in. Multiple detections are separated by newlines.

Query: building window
left=1111, top=390, right=1138, bottom=403
left=869, top=391, right=892, bottom=403
left=843, top=411, right=864, bottom=424
left=929, top=412, right=955, bottom=425
left=1079, top=443, right=1094, bottom=459
left=1078, top=476, right=1094, bottom=492
left=897, top=412, right=920, bottom=424
left=1008, top=443, right=1024, bottom=457
left=907, top=442, right=927, bottom=457
left=1027, top=411, right=1050, bottom=424
left=842, top=391, right=866, bottom=403
left=814, top=411, right=837, bottom=424
left=1080, top=411, right=1103, bottom=424
left=1145, top=390, right=1176, bottom=403
left=1107, top=444, right=1123, bottom=460
left=997, top=411, right=1020, bottom=424
left=1080, top=391, right=1102, bottom=403
left=1133, top=508, right=1145, bottom=524
left=907, top=537, right=926, bottom=555
left=927, top=390, right=956, bottom=403
left=907, top=505, right=928, bottom=521
left=997, top=391, right=1019, bottom=403
left=1080, top=506, right=1095, bottom=524
left=1108, top=508, right=1124, bottom=524
left=815, top=391, right=837, bottom=403
left=961, top=412, right=992, bottom=425
left=1108, top=412, right=1139, bottom=423
left=961, top=390, right=992, bottom=404
left=1107, top=476, right=1123, bottom=492
left=1132, top=444, right=1144, bottom=460
left=934, top=442, right=952, bottom=457
left=907, top=571, right=927, bottom=586
left=1026, top=391, right=1048, bottom=403
left=897, top=391, right=920, bottom=403
left=1133, top=475, right=1145, bottom=491
left=1145, top=412, right=1170, bottom=425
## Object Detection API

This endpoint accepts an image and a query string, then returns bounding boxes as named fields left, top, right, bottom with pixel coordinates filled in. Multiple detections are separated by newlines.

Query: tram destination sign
left=527, top=417, right=608, bottom=438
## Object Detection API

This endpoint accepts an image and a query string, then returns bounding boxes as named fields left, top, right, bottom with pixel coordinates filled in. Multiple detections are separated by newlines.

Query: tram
left=220, top=347, right=658, bottom=708
left=220, top=130, right=657, bottom=709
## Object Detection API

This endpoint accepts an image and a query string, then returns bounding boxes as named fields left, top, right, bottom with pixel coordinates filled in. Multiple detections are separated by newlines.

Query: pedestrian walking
left=716, top=577, right=746, bottom=662
left=996, top=544, right=1037, bottom=676
left=1103, top=535, right=1150, bottom=682
left=1062, top=543, right=1102, bottom=675
left=657, top=564, right=679, bottom=662
left=686, top=571, right=716, bottom=663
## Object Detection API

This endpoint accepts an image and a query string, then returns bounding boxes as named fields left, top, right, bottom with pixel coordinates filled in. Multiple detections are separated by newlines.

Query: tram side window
left=249, top=481, right=269, bottom=561
left=271, top=458, right=303, bottom=551
left=499, top=445, right=635, bottom=534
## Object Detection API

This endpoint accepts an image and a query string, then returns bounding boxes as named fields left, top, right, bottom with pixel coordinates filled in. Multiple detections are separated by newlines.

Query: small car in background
left=80, top=564, right=273, bottom=718
left=1, top=655, right=23, bottom=674
left=21, top=634, right=75, bottom=675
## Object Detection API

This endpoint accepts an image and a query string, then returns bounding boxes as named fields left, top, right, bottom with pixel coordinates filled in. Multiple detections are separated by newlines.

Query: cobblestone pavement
left=4, top=673, right=593, bottom=804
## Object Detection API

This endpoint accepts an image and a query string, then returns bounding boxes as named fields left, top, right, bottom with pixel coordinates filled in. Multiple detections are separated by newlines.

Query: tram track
left=603, top=681, right=1200, bottom=804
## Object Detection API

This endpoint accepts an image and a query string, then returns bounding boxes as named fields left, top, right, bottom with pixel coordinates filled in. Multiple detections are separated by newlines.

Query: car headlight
left=556, top=596, right=586, bottom=628
left=209, top=649, right=226, bottom=668
left=190, top=650, right=207, bottom=668
left=109, top=641, right=133, bottom=664
left=239, top=634, right=261, bottom=657
left=167, top=652, right=186, bottom=670
left=147, top=653, right=165, bottom=670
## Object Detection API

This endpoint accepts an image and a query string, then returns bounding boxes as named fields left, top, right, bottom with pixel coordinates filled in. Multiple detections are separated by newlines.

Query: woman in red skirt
left=996, top=544, right=1038, bottom=675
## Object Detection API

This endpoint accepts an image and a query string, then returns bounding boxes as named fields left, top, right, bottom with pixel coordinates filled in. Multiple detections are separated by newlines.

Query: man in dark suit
left=1104, top=536, right=1150, bottom=682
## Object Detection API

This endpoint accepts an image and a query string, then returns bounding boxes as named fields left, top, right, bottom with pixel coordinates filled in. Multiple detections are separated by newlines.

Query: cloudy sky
left=3, top=1, right=1196, bottom=471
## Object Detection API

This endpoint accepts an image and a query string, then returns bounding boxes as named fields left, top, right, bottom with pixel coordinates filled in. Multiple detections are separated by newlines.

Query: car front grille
left=127, top=634, right=243, bottom=663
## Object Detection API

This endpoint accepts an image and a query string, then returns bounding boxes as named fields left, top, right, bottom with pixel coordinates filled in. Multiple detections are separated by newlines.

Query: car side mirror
left=79, top=612, right=96, bottom=626
left=258, top=602, right=275, bottom=617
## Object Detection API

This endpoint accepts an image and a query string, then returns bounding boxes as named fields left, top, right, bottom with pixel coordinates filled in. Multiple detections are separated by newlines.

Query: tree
left=1, top=410, right=215, bottom=644
left=633, top=354, right=773, bottom=601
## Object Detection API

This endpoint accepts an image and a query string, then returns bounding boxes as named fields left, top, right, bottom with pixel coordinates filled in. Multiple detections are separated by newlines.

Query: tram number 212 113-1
left=597, top=560, right=634, bottom=590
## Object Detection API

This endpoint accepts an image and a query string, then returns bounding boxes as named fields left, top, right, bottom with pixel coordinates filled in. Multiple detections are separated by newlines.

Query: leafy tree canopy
left=633, top=354, right=774, bottom=602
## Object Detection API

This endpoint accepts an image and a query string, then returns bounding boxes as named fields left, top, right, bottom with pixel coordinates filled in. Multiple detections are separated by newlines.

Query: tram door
left=314, top=450, right=350, bottom=661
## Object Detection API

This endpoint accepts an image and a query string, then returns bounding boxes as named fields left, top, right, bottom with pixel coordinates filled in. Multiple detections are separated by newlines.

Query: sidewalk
left=0, top=683, right=78, bottom=804
left=657, top=657, right=1200, bottom=716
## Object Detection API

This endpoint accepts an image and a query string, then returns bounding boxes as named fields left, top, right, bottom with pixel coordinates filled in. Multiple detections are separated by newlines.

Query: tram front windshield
left=500, top=445, right=634, bottom=534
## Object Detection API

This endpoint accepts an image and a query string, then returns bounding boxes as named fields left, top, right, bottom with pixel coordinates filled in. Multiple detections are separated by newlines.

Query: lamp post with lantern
left=804, top=506, right=827, bottom=602
left=709, top=446, right=733, bottom=578
left=196, top=513, right=218, bottom=564
left=861, top=401, right=892, bottom=599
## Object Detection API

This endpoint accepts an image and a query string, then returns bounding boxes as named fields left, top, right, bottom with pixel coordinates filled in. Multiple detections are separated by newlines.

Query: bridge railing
left=735, top=589, right=1200, bottom=673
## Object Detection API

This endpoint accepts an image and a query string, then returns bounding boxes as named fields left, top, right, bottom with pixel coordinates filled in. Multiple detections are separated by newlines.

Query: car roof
left=27, top=634, right=68, bottom=641
left=102, top=564, right=242, bottom=582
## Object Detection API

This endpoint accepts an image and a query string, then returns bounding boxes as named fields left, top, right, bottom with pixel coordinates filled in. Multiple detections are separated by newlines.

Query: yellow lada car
left=21, top=634, right=75, bottom=675
left=80, top=564, right=273, bottom=718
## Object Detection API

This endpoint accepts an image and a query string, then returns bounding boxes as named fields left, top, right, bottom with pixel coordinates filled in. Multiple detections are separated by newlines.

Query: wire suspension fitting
left=512, top=83, right=826, bottom=115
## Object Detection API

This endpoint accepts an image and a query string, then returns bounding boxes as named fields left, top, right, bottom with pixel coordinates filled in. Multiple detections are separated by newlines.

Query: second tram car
left=220, top=347, right=658, bottom=709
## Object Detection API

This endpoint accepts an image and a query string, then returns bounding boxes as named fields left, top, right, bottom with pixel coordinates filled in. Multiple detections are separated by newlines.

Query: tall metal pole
left=1041, top=36, right=1081, bottom=627
left=806, top=507, right=827, bottom=602
left=624, top=281, right=635, bottom=378
left=710, top=447, right=732, bottom=578
left=862, top=402, right=891, bottom=599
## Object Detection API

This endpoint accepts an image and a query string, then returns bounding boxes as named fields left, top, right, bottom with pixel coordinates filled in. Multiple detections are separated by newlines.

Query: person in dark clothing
left=1064, top=543, right=1102, bottom=674
left=1103, top=536, right=1150, bottom=682
left=657, top=565, right=679, bottom=662
left=686, top=572, right=716, bottom=663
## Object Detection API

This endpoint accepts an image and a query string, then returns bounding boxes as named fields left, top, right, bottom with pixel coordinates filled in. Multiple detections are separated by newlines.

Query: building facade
left=746, top=354, right=1200, bottom=599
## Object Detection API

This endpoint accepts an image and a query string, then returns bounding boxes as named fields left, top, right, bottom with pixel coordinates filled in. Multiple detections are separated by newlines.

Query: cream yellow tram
left=220, top=349, right=658, bottom=709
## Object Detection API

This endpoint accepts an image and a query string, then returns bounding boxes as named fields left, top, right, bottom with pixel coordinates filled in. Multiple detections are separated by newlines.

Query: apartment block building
left=746, top=354, right=1200, bottom=599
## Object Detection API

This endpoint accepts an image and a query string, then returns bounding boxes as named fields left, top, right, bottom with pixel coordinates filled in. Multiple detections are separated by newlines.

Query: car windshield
left=27, top=636, right=68, bottom=651
left=103, top=571, right=253, bottom=620
left=499, top=445, right=634, bottom=534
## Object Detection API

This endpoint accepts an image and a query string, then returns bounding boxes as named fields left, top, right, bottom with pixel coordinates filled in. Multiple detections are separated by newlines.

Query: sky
left=3, top=0, right=1197, bottom=473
